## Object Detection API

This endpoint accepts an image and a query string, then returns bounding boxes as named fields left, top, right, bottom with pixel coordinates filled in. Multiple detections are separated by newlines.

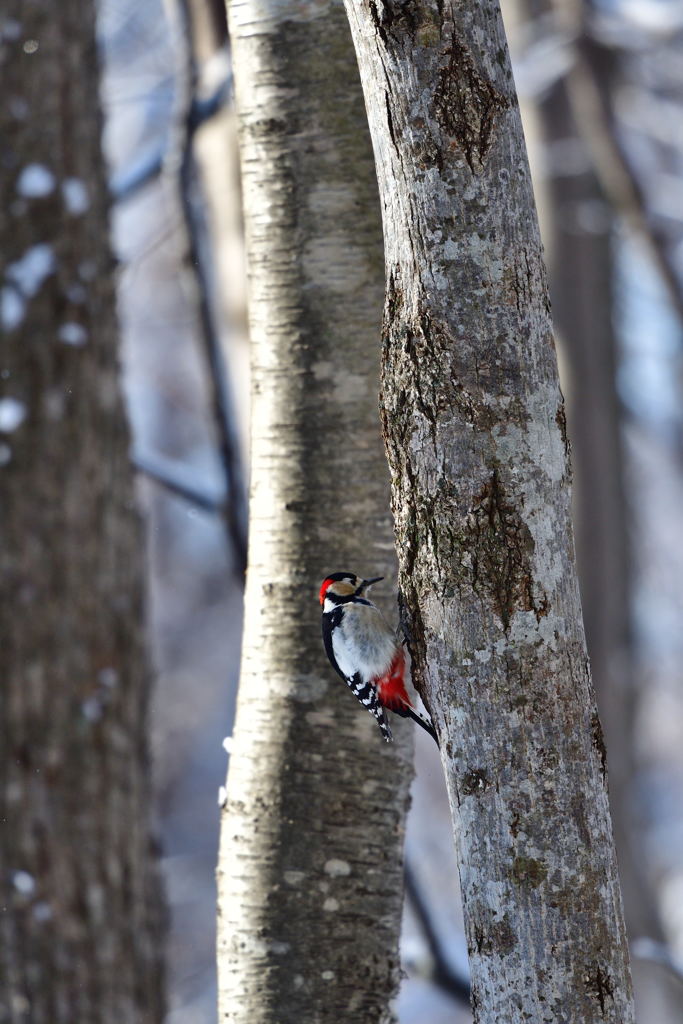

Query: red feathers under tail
left=375, top=649, right=439, bottom=746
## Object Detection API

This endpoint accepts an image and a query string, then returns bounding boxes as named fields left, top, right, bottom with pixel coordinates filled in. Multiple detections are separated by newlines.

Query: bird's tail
left=401, top=704, right=439, bottom=746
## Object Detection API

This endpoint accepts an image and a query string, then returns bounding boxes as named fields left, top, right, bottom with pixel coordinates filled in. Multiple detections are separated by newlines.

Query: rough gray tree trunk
left=215, top=1, right=412, bottom=1021
left=343, top=2, right=636, bottom=1021
left=0, top=2, right=165, bottom=1021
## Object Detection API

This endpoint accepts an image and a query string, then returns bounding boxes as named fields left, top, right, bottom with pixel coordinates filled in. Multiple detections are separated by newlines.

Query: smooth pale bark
left=344, top=2, right=635, bottom=1021
left=0, top=2, right=165, bottom=1020
left=216, top=1, right=412, bottom=1021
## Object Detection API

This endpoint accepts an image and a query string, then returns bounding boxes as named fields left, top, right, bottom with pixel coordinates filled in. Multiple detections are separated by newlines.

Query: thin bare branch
left=167, top=4, right=248, bottom=577
left=132, top=447, right=225, bottom=513
left=568, top=34, right=683, bottom=324
left=404, top=858, right=470, bottom=1006
left=112, top=68, right=232, bottom=204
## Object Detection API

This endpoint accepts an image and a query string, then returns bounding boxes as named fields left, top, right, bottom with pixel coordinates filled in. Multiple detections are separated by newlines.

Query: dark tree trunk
left=343, top=1, right=636, bottom=1020
left=0, top=3, right=165, bottom=1020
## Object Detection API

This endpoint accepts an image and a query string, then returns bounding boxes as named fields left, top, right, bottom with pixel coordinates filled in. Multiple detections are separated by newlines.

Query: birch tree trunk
left=343, top=2, right=636, bottom=1020
left=216, top=1, right=412, bottom=1021
left=0, top=2, right=165, bottom=1020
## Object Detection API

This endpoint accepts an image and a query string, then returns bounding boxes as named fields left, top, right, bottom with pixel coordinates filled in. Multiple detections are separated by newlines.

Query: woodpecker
left=319, top=572, right=438, bottom=744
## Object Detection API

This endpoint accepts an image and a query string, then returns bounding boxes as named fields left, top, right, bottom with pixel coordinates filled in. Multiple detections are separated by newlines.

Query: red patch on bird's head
left=319, top=572, right=358, bottom=606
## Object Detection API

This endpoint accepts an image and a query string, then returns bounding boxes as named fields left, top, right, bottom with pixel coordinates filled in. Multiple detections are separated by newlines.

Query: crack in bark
left=591, top=710, right=608, bottom=783
left=371, top=0, right=419, bottom=38
left=461, top=767, right=492, bottom=796
left=469, top=470, right=543, bottom=630
left=368, top=0, right=389, bottom=45
left=472, top=913, right=516, bottom=957
left=381, top=290, right=550, bottom=632
left=555, top=399, right=572, bottom=467
left=385, top=91, right=399, bottom=154
left=585, top=963, right=616, bottom=1014
left=433, top=29, right=509, bottom=174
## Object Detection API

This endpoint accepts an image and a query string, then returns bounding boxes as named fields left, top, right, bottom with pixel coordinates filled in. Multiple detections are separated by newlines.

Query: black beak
left=360, top=576, right=384, bottom=591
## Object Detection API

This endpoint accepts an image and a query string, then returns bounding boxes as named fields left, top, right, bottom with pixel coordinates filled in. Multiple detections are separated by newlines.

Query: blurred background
left=97, top=0, right=683, bottom=1021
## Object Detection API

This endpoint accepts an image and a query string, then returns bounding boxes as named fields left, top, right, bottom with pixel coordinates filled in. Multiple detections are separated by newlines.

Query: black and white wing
left=345, top=672, right=393, bottom=742
left=322, top=607, right=392, bottom=741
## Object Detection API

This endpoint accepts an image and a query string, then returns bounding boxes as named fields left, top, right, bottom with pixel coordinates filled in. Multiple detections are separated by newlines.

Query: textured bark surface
left=344, top=1, right=635, bottom=1021
left=216, top=1, right=412, bottom=1021
left=0, top=4, right=165, bottom=1021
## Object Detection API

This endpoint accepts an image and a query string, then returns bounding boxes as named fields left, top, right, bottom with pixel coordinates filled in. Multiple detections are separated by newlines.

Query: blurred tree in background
left=0, top=2, right=165, bottom=1020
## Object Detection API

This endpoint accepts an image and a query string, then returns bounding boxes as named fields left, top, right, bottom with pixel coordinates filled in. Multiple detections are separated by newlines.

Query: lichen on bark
left=344, top=0, right=636, bottom=1020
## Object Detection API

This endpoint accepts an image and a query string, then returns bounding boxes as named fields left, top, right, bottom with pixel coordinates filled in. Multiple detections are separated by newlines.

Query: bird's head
left=319, top=572, right=384, bottom=606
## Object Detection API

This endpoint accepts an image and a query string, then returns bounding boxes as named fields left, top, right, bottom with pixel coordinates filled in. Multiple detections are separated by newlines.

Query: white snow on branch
left=16, top=164, right=55, bottom=198
left=1, top=287, right=25, bottom=330
left=12, top=871, right=35, bottom=896
left=6, top=244, right=55, bottom=297
left=58, top=322, right=88, bottom=347
left=0, top=398, right=27, bottom=433
left=62, top=178, right=89, bottom=215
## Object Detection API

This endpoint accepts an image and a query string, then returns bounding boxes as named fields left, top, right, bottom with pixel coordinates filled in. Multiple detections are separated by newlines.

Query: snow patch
left=0, top=398, right=26, bottom=432
left=58, top=322, right=88, bottom=347
left=62, top=178, right=89, bottom=215
left=12, top=871, right=35, bottom=896
left=16, top=164, right=55, bottom=198
left=217, top=785, right=227, bottom=808
left=7, top=244, right=55, bottom=297
left=222, top=735, right=234, bottom=754
left=1, top=287, right=25, bottom=330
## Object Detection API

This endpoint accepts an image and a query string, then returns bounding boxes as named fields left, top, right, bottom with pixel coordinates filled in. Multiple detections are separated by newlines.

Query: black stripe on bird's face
left=319, top=572, right=384, bottom=606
